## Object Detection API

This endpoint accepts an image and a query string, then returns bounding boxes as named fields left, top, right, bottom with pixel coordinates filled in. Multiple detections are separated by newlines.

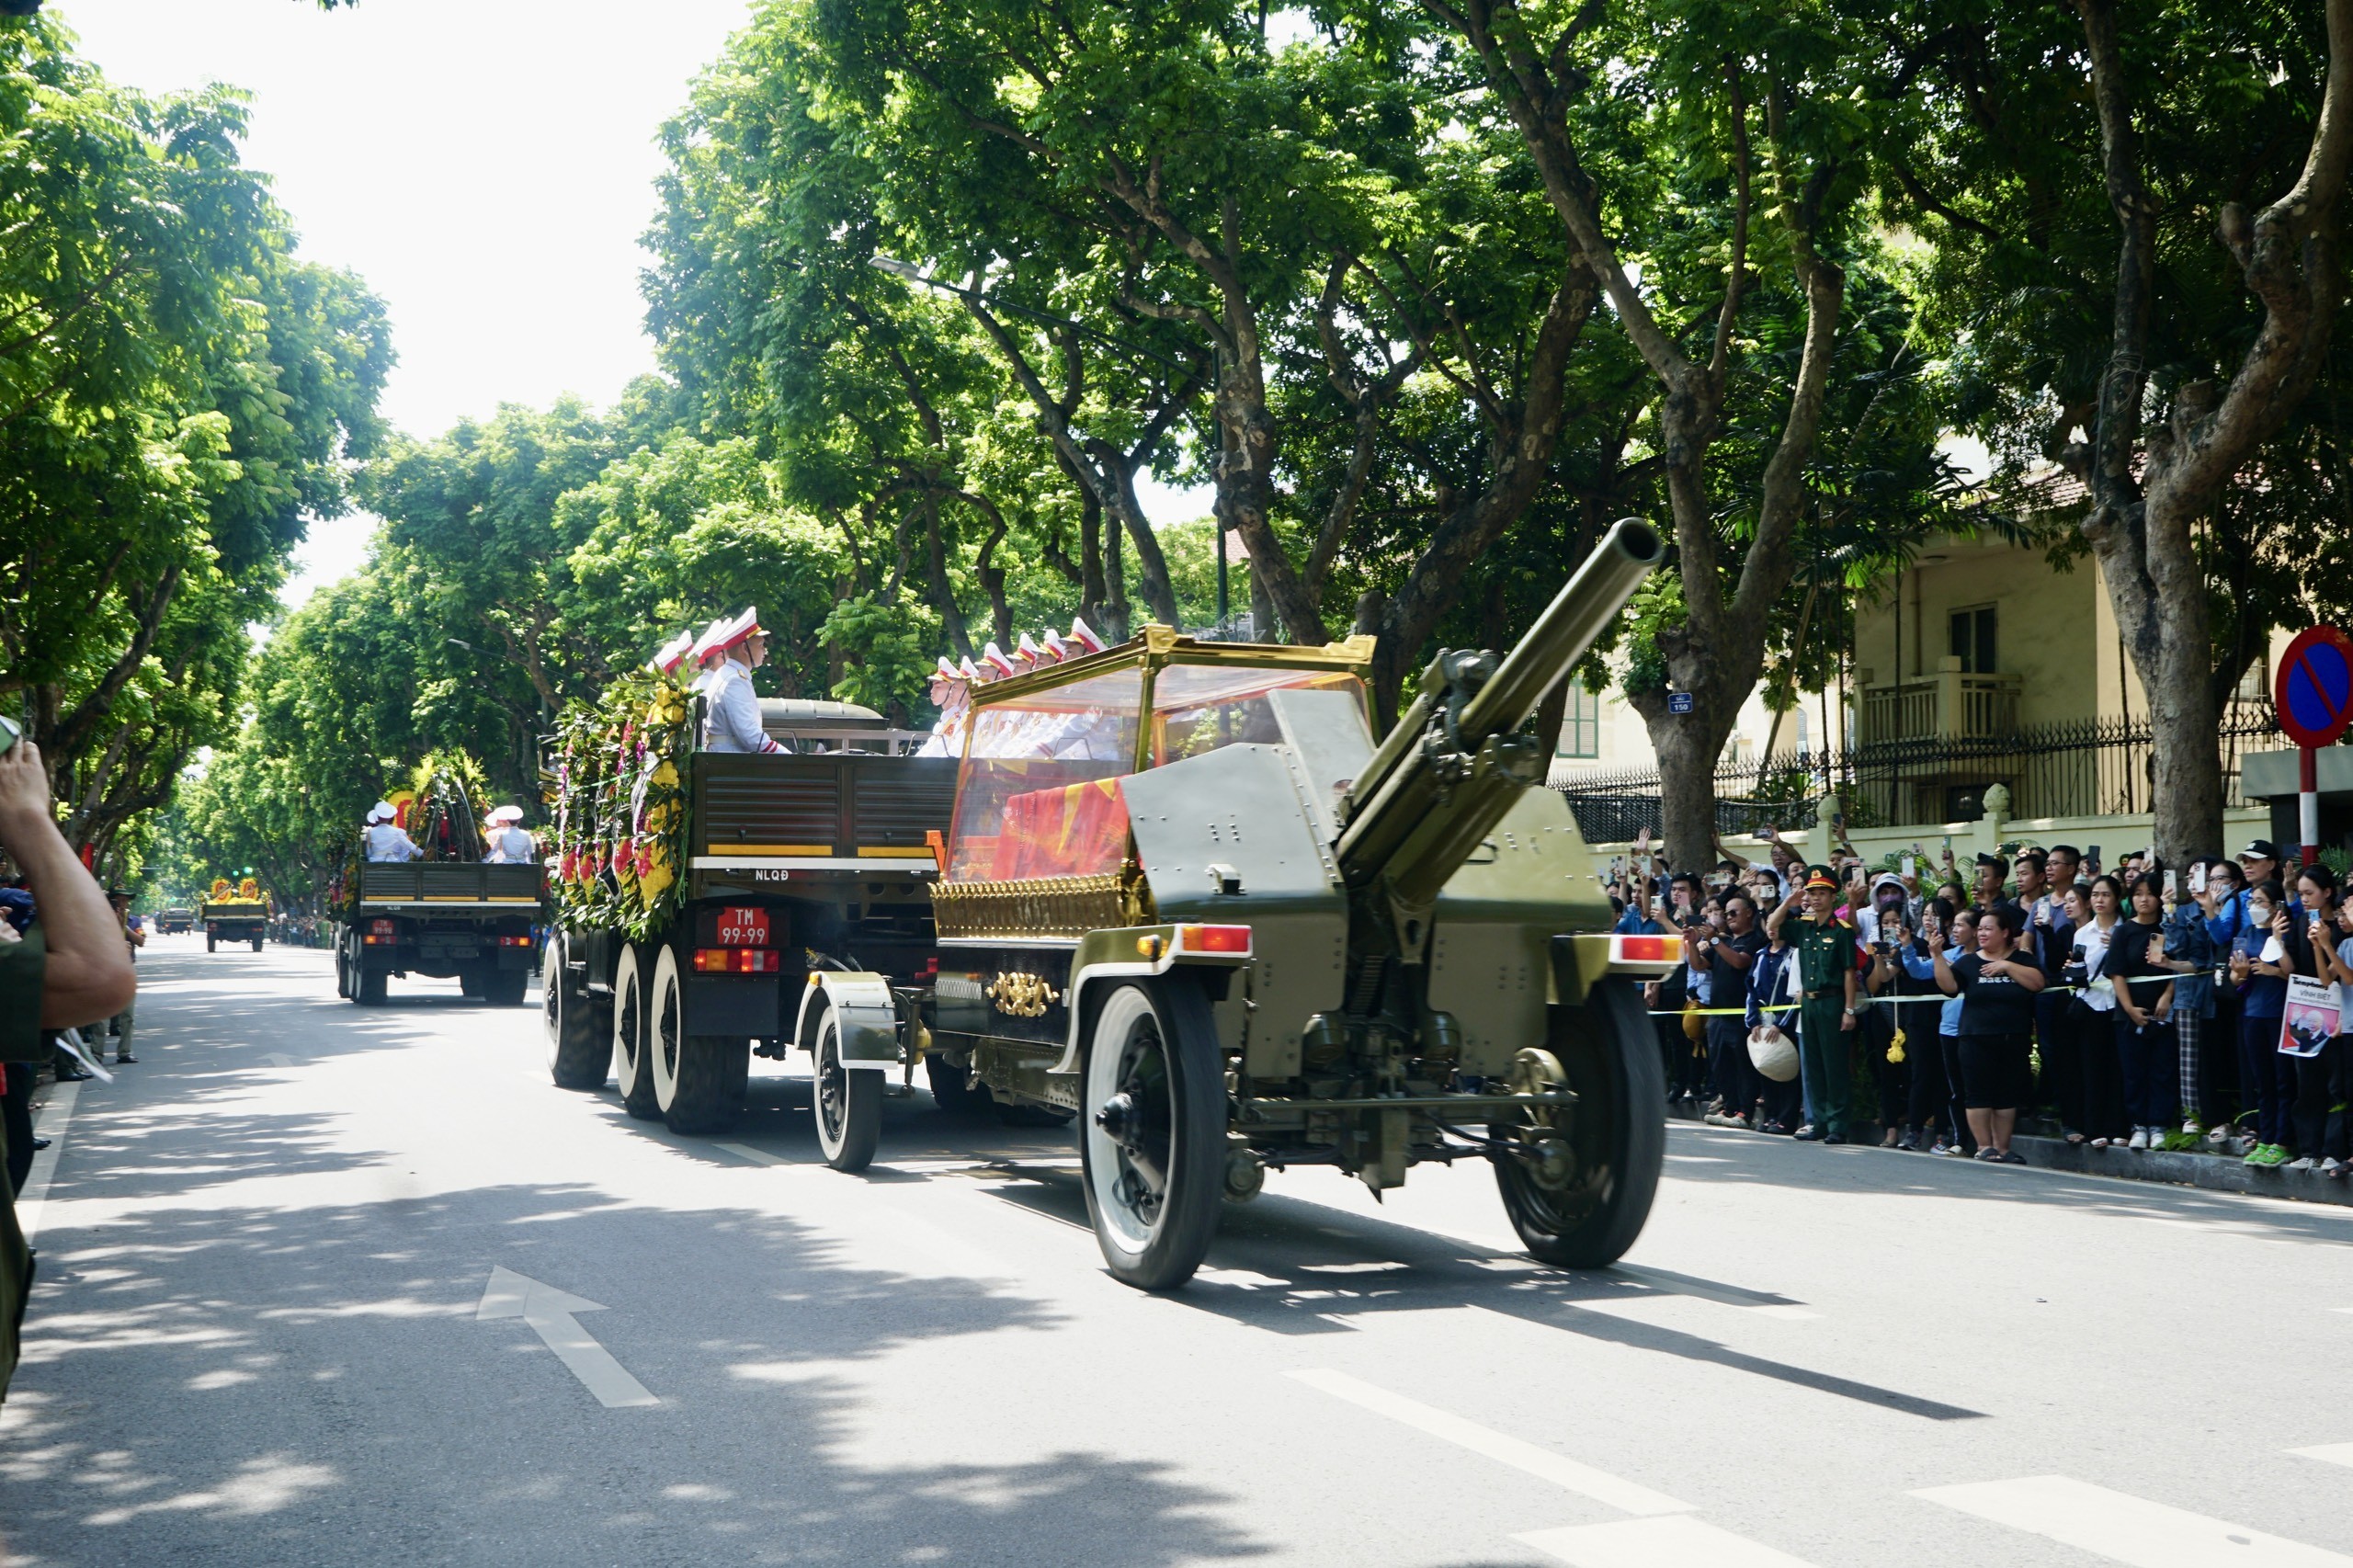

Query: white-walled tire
left=544, top=935, right=605, bottom=1089
left=1491, top=978, right=1665, bottom=1268
left=1079, top=979, right=1225, bottom=1290
left=651, top=944, right=745, bottom=1134
left=812, top=1009, right=881, bottom=1172
left=610, top=943, right=659, bottom=1120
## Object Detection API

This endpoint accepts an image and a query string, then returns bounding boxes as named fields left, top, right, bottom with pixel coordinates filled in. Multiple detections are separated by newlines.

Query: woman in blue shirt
left=2232, top=880, right=2296, bottom=1165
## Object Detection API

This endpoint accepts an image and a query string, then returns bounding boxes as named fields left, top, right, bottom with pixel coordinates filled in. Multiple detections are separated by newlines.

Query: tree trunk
left=1642, top=697, right=1730, bottom=871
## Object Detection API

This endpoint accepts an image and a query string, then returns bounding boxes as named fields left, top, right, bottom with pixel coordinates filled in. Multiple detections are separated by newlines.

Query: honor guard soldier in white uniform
left=686, top=614, right=732, bottom=702
left=700, top=608, right=782, bottom=755
left=647, top=630, right=694, bottom=678
left=364, top=802, right=424, bottom=862
left=483, top=806, right=537, bottom=864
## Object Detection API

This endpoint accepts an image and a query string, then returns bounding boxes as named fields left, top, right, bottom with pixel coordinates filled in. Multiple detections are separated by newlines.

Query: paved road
left=6, top=936, right=2352, bottom=1567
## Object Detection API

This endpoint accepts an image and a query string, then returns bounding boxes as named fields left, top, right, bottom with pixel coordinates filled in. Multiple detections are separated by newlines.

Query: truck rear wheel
left=357, top=965, right=386, bottom=1006
left=1490, top=978, right=1665, bottom=1269
left=813, top=1009, right=881, bottom=1172
left=1079, top=979, right=1225, bottom=1290
left=610, top=943, right=659, bottom=1120
left=924, top=1053, right=987, bottom=1117
left=251, top=933, right=263, bottom=953
left=207, top=934, right=216, bottom=953
left=650, top=944, right=745, bottom=1134
left=484, top=968, right=529, bottom=1006
left=544, top=937, right=605, bottom=1090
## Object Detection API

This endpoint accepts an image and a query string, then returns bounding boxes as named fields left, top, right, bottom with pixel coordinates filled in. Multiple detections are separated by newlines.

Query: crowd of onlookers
left=1606, top=834, right=2350, bottom=1175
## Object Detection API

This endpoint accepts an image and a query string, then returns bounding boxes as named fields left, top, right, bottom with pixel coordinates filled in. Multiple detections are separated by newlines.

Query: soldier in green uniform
left=0, top=724, right=139, bottom=1402
left=1768, top=866, right=1859, bottom=1144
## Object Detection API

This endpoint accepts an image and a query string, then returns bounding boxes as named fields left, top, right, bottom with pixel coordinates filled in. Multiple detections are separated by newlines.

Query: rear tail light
left=917, top=955, right=938, bottom=980
left=1176, top=924, right=1252, bottom=956
left=498, top=935, right=533, bottom=947
left=1612, top=934, right=1677, bottom=964
left=694, top=948, right=781, bottom=974
left=362, top=935, right=391, bottom=946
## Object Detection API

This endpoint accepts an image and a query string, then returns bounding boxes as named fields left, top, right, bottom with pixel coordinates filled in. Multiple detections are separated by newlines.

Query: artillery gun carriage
left=924, top=518, right=1676, bottom=1288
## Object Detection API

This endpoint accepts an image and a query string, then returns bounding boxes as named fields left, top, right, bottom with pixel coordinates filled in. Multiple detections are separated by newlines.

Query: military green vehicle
left=921, top=518, right=1676, bottom=1289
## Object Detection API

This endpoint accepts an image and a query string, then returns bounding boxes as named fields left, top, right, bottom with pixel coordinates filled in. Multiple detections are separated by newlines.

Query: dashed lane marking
left=2290, top=1443, right=2353, bottom=1468
left=1518, top=1516, right=1821, bottom=1567
left=1285, top=1369, right=1688, bottom=1517
left=1914, top=1475, right=2353, bottom=1566
left=715, top=1142, right=787, bottom=1166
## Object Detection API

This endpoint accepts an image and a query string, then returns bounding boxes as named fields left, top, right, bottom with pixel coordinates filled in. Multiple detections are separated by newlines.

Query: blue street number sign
left=1667, top=691, right=1694, bottom=715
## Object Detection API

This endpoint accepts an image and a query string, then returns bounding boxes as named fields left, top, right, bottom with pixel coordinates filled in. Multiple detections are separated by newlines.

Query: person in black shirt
left=1933, top=903, right=2047, bottom=1162
left=1695, top=892, right=1767, bottom=1127
left=2109, top=872, right=2177, bottom=1150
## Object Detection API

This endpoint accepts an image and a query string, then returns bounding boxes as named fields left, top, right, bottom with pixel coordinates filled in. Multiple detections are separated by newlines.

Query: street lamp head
left=868, top=254, right=924, bottom=282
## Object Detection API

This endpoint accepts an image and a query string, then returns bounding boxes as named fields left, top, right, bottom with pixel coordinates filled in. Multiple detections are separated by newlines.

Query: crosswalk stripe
left=2290, top=1443, right=2353, bottom=1469
left=1518, top=1516, right=1821, bottom=1567
left=1285, top=1369, right=1688, bottom=1517
left=1914, top=1475, right=2353, bottom=1567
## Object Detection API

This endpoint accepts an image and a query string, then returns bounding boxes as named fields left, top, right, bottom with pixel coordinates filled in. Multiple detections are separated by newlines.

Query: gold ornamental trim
left=985, top=971, right=1063, bottom=1017
left=931, top=869, right=1153, bottom=939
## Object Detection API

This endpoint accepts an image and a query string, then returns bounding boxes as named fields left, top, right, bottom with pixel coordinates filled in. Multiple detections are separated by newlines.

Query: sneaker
left=1721, top=1112, right=1749, bottom=1131
left=2243, top=1143, right=2268, bottom=1165
left=1928, top=1139, right=1951, bottom=1156
left=2285, top=1155, right=2316, bottom=1172
left=2207, top=1125, right=2234, bottom=1148
left=2091, top=1136, right=2112, bottom=1149
left=2181, top=1119, right=2205, bottom=1137
left=2128, top=1128, right=2149, bottom=1151
left=2251, top=1143, right=2290, bottom=1167
left=1897, top=1130, right=1920, bottom=1152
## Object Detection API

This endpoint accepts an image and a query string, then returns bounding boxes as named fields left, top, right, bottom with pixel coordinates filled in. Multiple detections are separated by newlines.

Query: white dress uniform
left=483, top=825, right=537, bottom=864
left=365, top=823, right=424, bottom=862
left=701, top=662, right=781, bottom=754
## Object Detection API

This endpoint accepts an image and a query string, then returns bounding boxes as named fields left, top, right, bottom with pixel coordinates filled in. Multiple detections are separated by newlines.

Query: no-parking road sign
left=2277, top=626, right=2353, bottom=750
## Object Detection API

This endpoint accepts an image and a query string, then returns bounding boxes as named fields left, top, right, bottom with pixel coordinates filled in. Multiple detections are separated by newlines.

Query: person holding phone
left=2155, top=858, right=2220, bottom=1137
left=1900, top=901, right=1972, bottom=1155
left=2109, top=873, right=2177, bottom=1150
left=2305, top=892, right=2353, bottom=1177
left=2232, top=880, right=2297, bottom=1166
left=1696, top=892, right=1766, bottom=1129
left=2071, top=875, right=2130, bottom=1146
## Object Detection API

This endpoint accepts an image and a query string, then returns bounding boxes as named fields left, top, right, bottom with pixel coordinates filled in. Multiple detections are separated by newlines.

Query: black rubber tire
left=1078, top=978, right=1226, bottom=1290
left=459, top=965, right=486, bottom=998
left=484, top=968, right=529, bottom=1007
left=813, top=1009, right=881, bottom=1172
left=251, top=934, right=263, bottom=953
left=651, top=944, right=745, bottom=1135
left=1492, top=977, right=1665, bottom=1269
left=924, top=1052, right=987, bottom=1116
left=611, top=943, right=660, bottom=1121
left=357, top=966, right=387, bottom=1006
left=335, top=939, right=351, bottom=1000
left=544, top=937, right=606, bottom=1089
left=207, top=935, right=216, bottom=953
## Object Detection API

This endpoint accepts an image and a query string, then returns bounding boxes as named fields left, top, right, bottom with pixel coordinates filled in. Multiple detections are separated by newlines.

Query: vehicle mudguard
left=793, top=971, right=900, bottom=1071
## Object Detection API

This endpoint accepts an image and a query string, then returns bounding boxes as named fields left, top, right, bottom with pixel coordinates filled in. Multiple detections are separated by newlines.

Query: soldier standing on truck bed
left=365, top=802, right=423, bottom=862
left=699, top=608, right=782, bottom=755
left=482, top=806, right=537, bottom=864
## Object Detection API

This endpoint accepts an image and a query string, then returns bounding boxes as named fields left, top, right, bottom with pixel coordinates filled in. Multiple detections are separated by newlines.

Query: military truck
left=912, top=518, right=1677, bottom=1288
left=540, top=697, right=956, bottom=1152
left=199, top=881, right=269, bottom=952
left=157, top=906, right=195, bottom=936
left=335, top=860, right=543, bottom=1006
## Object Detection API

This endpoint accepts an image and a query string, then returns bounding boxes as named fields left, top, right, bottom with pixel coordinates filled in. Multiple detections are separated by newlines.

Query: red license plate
left=370, top=919, right=397, bottom=937
left=716, top=907, right=769, bottom=947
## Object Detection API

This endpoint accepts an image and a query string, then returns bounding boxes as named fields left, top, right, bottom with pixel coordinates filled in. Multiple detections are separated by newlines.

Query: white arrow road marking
left=1915, top=1476, right=2353, bottom=1567
left=1285, top=1369, right=1688, bottom=1516
left=2290, top=1443, right=2353, bottom=1469
left=475, top=1266, right=658, bottom=1409
left=1518, top=1516, right=1822, bottom=1567
left=17, top=1081, right=78, bottom=1246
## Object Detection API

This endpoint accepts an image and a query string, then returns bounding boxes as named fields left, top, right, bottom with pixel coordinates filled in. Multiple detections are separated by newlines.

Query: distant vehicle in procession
left=542, top=525, right=1676, bottom=1290
left=199, top=878, right=269, bottom=952
left=332, top=778, right=546, bottom=1006
left=157, top=906, right=195, bottom=935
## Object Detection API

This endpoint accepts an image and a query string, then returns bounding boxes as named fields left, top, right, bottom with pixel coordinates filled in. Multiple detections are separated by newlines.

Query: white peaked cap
left=647, top=631, right=695, bottom=674
left=369, top=801, right=396, bottom=824
left=688, top=615, right=733, bottom=665
left=1016, top=632, right=1044, bottom=666
left=488, top=805, right=525, bottom=825
left=960, top=655, right=983, bottom=683
left=712, top=606, right=765, bottom=653
left=937, top=655, right=961, bottom=680
left=1041, top=629, right=1069, bottom=662
left=1069, top=616, right=1106, bottom=654
left=983, top=641, right=1017, bottom=678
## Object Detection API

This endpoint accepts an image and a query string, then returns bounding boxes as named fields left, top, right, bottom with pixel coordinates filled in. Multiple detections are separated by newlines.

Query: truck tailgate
left=694, top=754, right=955, bottom=866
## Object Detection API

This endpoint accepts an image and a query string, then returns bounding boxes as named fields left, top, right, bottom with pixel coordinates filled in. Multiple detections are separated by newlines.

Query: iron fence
left=1554, top=703, right=2281, bottom=845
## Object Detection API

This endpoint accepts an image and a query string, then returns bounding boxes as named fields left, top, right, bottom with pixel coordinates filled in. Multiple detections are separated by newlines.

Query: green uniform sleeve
left=0, top=924, right=46, bottom=1062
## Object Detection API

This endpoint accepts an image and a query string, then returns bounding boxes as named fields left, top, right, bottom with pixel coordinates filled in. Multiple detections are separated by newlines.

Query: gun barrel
left=1335, top=518, right=1661, bottom=905
left=1457, top=517, right=1663, bottom=744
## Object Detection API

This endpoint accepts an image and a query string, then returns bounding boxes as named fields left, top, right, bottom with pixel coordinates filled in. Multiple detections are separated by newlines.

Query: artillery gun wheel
left=1079, top=979, right=1225, bottom=1290
left=1490, top=977, right=1664, bottom=1269
left=610, top=943, right=660, bottom=1120
left=813, top=1011, right=881, bottom=1171
left=544, top=936, right=606, bottom=1089
left=651, top=943, right=745, bottom=1135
